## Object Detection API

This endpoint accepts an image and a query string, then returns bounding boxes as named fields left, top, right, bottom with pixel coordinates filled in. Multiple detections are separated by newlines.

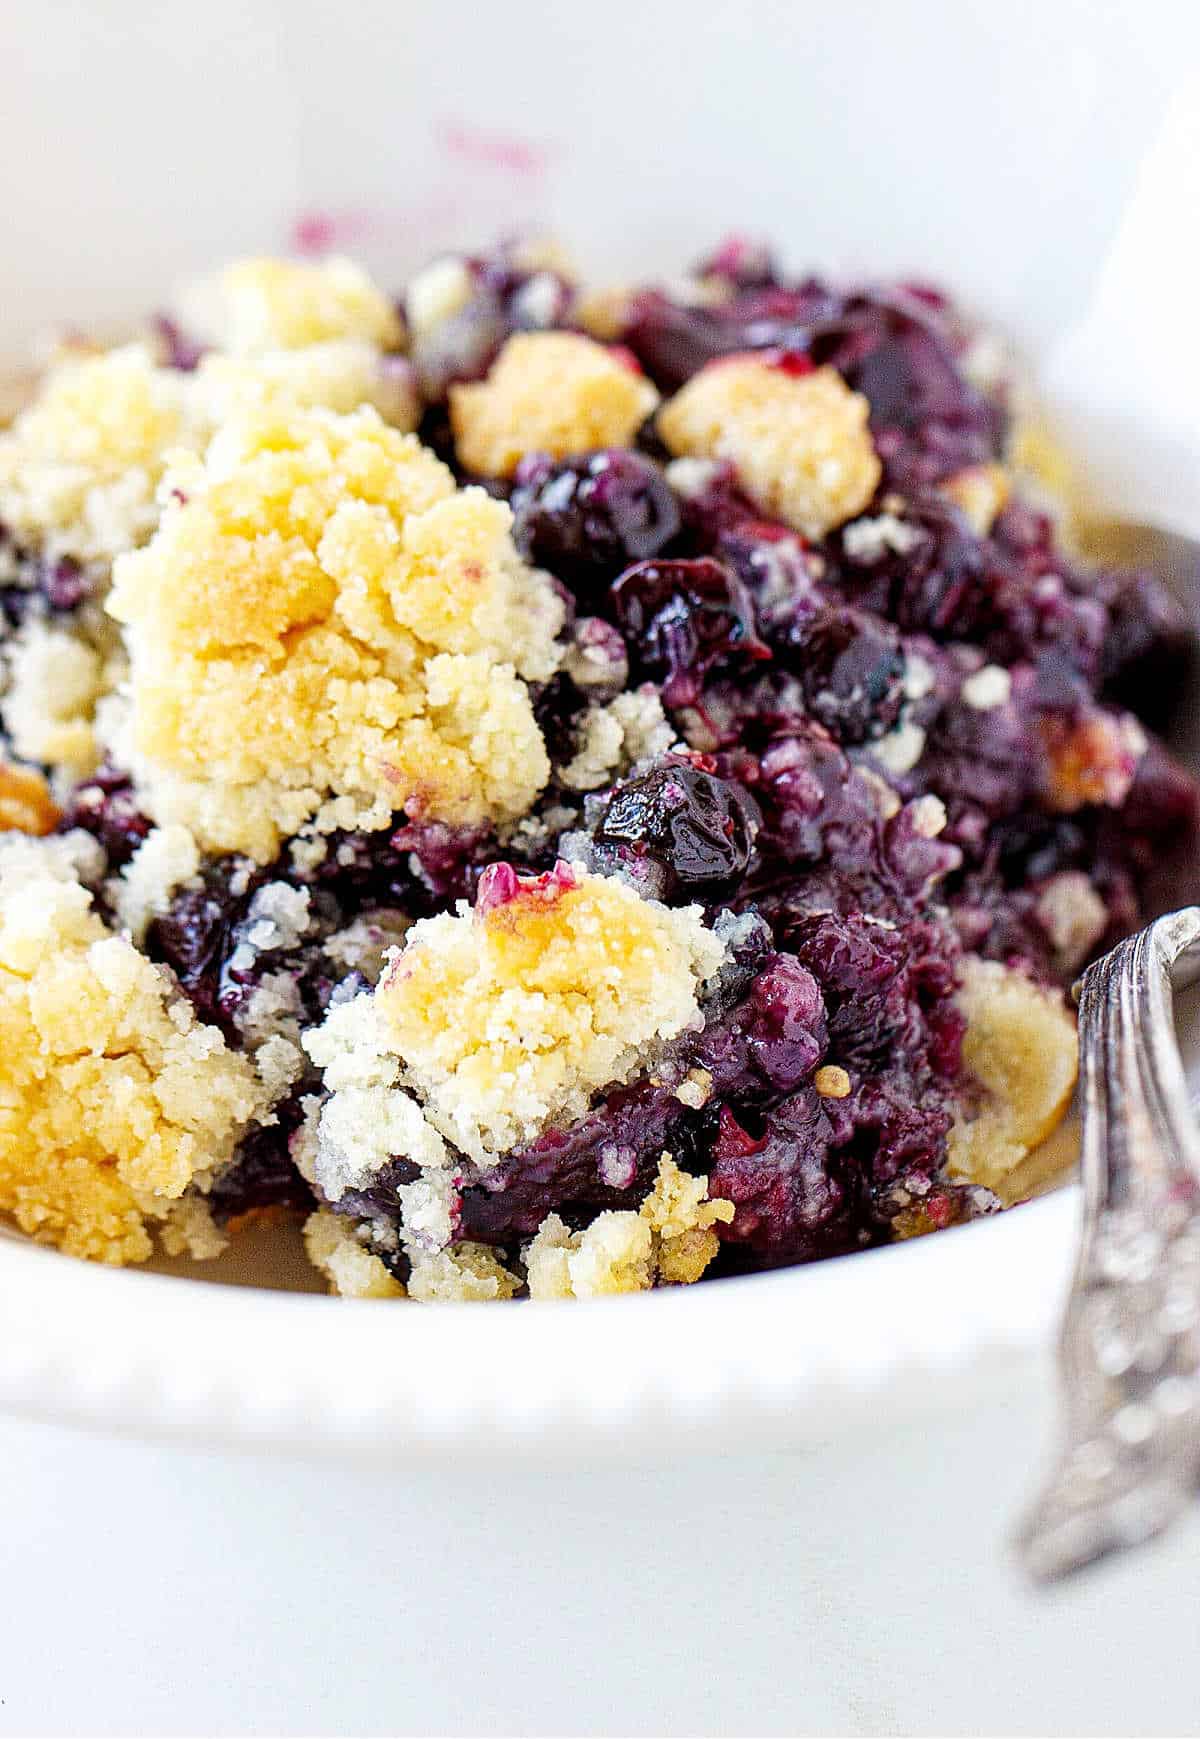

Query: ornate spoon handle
left=1017, top=906, right=1200, bottom=1580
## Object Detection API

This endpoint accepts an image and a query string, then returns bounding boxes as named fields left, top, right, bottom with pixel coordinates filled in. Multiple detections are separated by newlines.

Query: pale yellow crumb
left=0, top=759, right=60, bottom=836
left=947, top=956, right=1078, bottom=1196
left=814, top=1065, right=851, bottom=1100
left=179, top=256, right=403, bottom=355
left=365, top=866, right=725, bottom=1166
left=525, top=1155, right=732, bottom=1298
left=303, top=1210, right=405, bottom=1298
left=0, top=835, right=272, bottom=1264
left=107, top=401, right=563, bottom=861
left=450, top=332, right=658, bottom=479
left=657, top=357, right=880, bottom=538
left=938, top=462, right=1011, bottom=535
left=406, top=1242, right=522, bottom=1302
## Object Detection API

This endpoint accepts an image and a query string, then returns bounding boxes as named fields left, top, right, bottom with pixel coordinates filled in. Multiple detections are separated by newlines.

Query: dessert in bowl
left=0, top=239, right=1193, bottom=1305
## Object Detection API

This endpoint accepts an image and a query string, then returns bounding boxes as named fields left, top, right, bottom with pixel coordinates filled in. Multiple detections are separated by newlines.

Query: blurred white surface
left=2, top=1387, right=1200, bottom=1738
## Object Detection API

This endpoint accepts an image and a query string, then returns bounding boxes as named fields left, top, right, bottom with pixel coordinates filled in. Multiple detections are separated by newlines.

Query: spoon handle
left=1017, top=906, right=1200, bottom=1580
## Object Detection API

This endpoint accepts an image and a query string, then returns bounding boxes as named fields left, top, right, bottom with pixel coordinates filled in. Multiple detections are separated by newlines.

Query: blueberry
left=780, top=607, right=905, bottom=743
left=593, top=762, right=762, bottom=897
left=59, top=767, right=152, bottom=869
left=511, top=450, right=681, bottom=604
left=611, top=556, right=770, bottom=705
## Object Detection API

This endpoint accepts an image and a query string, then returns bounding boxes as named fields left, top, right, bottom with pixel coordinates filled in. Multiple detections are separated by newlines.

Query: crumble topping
left=304, top=1209, right=405, bottom=1299
left=107, top=403, right=563, bottom=860
left=525, top=1155, right=733, bottom=1298
left=657, top=358, right=881, bottom=537
left=449, top=332, right=660, bottom=478
left=947, top=956, right=1079, bottom=1196
left=178, top=255, right=404, bottom=355
left=0, top=836, right=271, bottom=1263
left=0, top=758, right=60, bottom=836
left=111, top=823, right=201, bottom=942
left=557, top=686, right=674, bottom=791
left=0, top=345, right=206, bottom=567
left=2, top=620, right=119, bottom=782
left=1034, top=871, right=1109, bottom=975
left=939, top=462, right=1011, bottom=536
left=407, top=1243, right=522, bottom=1303
left=364, top=863, right=725, bottom=1165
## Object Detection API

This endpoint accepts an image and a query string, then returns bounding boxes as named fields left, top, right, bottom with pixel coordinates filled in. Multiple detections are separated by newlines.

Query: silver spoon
left=1014, top=521, right=1200, bottom=1581
left=1016, top=907, right=1200, bottom=1579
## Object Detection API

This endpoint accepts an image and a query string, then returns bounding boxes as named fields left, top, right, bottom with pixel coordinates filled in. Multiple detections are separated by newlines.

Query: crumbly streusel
left=0, top=834, right=271, bottom=1262
left=450, top=332, right=659, bottom=479
left=657, top=357, right=880, bottom=537
left=107, top=402, right=563, bottom=859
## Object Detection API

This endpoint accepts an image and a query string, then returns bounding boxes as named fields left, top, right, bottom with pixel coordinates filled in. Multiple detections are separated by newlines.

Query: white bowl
left=0, top=0, right=1195, bottom=1465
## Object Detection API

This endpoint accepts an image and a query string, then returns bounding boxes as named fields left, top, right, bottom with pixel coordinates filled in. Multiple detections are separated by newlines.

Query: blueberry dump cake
left=0, top=240, right=1194, bottom=1300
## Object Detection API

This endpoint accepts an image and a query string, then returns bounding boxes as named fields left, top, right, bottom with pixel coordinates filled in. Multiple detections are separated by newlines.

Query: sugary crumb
left=1, top=620, right=119, bottom=782
left=179, top=256, right=403, bottom=355
left=303, top=1210, right=405, bottom=1298
left=870, top=719, right=926, bottom=776
left=449, top=332, right=659, bottom=479
left=0, top=344, right=206, bottom=567
left=0, top=836, right=270, bottom=1263
left=0, top=309, right=417, bottom=581
left=0, top=758, right=60, bottom=836
left=558, top=686, right=673, bottom=791
left=961, top=663, right=1013, bottom=711
left=947, top=956, right=1078, bottom=1197
left=367, top=864, right=726, bottom=1165
left=814, top=1064, right=851, bottom=1099
left=112, top=823, right=200, bottom=942
left=525, top=1155, right=733, bottom=1298
left=938, top=462, right=1011, bottom=535
left=658, top=357, right=881, bottom=538
left=841, top=511, right=922, bottom=563
left=159, top=1195, right=229, bottom=1261
left=1034, top=871, right=1108, bottom=974
left=406, top=1242, right=522, bottom=1302
left=107, top=402, right=563, bottom=860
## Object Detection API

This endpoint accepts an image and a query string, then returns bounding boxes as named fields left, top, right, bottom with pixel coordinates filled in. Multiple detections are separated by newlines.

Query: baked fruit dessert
left=0, top=240, right=1193, bottom=1299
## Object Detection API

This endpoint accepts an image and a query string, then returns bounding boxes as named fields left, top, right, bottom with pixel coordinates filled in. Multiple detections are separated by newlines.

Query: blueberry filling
left=6, top=236, right=1196, bottom=1293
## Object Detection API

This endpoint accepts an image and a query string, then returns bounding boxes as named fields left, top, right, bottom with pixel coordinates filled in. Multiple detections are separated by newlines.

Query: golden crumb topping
left=657, top=357, right=880, bottom=538
left=181, top=256, right=403, bottom=355
left=0, top=759, right=60, bottom=836
left=369, top=865, right=725, bottom=1165
left=0, top=345, right=205, bottom=566
left=525, top=1155, right=733, bottom=1298
left=947, top=956, right=1078, bottom=1197
left=303, top=1210, right=405, bottom=1299
left=0, top=324, right=418, bottom=578
left=305, top=865, right=726, bottom=1180
left=0, top=838, right=270, bottom=1263
left=107, top=403, right=563, bottom=861
left=449, top=332, right=659, bottom=478
left=407, top=1242, right=522, bottom=1302
left=938, top=462, right=1011, bottom=536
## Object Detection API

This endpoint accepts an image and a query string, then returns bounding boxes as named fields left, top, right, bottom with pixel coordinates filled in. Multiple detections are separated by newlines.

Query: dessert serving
left=0, top=239, right=1193, bottom=1301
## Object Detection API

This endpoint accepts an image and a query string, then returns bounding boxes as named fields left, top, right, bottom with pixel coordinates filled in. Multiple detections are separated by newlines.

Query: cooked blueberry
left=59, top=767, right=152, bottom=869
left=593, top=762, right=761, bottom=896
left=611, top=556, right=770, bottom=705
left=781, top=607, right=905, bottom=743
left=511, top=450, right=681, bottom=603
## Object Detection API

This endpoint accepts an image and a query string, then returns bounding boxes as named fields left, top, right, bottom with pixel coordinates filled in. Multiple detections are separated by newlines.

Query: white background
left=4, top=1378, right=1200, bottom=1736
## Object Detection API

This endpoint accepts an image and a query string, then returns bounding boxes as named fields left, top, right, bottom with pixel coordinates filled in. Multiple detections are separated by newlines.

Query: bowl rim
left=0, top=1185, right=1076, bottom=1459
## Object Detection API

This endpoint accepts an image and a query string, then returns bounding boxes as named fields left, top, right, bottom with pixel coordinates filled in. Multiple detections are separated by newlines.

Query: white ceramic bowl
left=1, top=0, right=1196, bottom=1463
